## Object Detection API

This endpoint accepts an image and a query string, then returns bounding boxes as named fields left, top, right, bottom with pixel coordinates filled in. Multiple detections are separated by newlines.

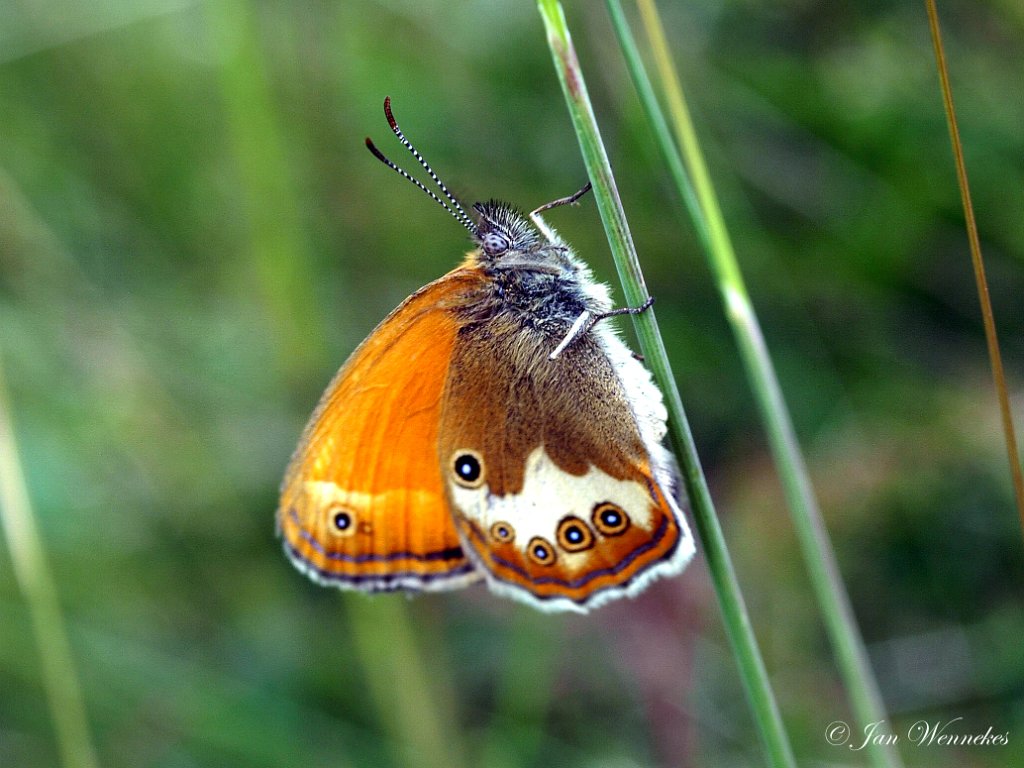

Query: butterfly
left=277, top=97, right=694, bottom=613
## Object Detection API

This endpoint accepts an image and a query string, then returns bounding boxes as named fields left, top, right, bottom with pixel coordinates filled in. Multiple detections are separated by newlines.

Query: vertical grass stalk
left=611, top=2, right=902, bottom=766
left=925, top=0, right=1024, bottom=532
left=207, top=0, right=323, bottom=385
left=477, top=611, right=560, bottom=768
left=537, top=2, right=796, bottom=765
left=0, top=355, right=100, bottom=768
left=347, top=597, right=466, bottom=768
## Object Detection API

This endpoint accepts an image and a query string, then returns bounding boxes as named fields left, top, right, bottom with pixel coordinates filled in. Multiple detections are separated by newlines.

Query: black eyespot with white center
left=490, top=521, right=515, bottom=543
left=451, top=449, right=485, bottom=489
left=592, top=502, right=630, bottom=537
left=526, top=536, right=556, bottom=566
left=556, top=515, right=595, bottom=553
left=329, top=507, right=356, bottom=537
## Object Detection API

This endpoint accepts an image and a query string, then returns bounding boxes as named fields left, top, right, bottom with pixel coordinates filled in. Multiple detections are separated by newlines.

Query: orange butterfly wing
left=278, top=266, right=489, bottom=591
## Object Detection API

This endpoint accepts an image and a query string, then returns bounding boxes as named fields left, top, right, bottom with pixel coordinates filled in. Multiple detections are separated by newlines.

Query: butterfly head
left=366, top=98, right=579, bottom=268
left=471, top=200, right=570, bottom=268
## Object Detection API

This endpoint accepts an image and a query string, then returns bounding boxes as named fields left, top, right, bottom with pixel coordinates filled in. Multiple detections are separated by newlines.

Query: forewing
left=278, top=268, right=489, bottom=592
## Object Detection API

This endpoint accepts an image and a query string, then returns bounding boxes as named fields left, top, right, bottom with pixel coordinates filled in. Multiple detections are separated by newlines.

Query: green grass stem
left=347, top=596, right=466, bottom=768
left=538, top=2, right=796, bottom=766
left=611, top=2, right=903, bottom=766
left=0, top=354, right=100, bottom=768
left=478, top=612, right=561, bottom=768
left=207, top=0, right=323, bottom=386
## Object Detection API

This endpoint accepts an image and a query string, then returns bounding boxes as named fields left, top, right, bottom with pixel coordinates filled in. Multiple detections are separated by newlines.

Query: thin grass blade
left=616, top=2, right=904, bottom=766
left=537, top=2, right=796, bottom=765
left=925, top=0, right=1024, bottom=534
left=0, top=355, right=100, bottom=768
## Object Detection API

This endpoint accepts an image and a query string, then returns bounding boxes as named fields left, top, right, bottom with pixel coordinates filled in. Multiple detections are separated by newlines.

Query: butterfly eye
left=592, top=502, right=630, bottom=537
left=556, top=516, right=595, bottom=552
left=490, top=521, right=515, bottom=543
left=481, top=231, right=511, bottom=257
left=526, top=536, right=557, bottom=566
left=329, top=507, right=357, bottom=537
left=451, top=449, right=485, bottom=488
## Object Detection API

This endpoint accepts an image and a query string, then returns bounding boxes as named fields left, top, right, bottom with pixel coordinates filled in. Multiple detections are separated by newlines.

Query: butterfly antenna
left=365, top=97, right=477, bottom=235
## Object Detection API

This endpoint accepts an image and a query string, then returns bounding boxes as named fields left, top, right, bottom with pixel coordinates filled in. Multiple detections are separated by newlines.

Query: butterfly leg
left=529, top=182, right=593, bottom=243
left=549, top=295, right=655, bottom=360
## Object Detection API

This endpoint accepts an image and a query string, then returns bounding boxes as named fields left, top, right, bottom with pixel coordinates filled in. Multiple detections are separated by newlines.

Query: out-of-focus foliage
left=1, top=1, right=1021, bottom=766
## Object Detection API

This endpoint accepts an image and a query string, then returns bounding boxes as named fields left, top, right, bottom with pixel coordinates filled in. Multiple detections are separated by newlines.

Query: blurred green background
left=2, top=1, right=1022, bottom=766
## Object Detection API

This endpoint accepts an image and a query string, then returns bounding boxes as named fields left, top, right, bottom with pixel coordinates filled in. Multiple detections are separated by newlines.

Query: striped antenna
left=365, top=97, right=477, bottom=235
